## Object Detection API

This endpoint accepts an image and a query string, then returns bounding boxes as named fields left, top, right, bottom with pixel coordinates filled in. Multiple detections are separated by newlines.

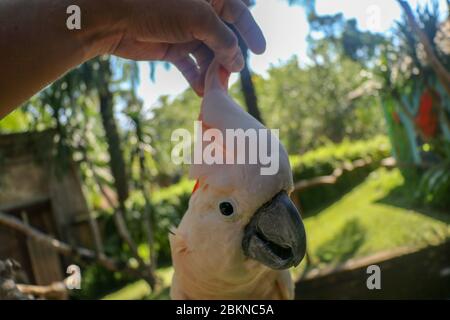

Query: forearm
left=0, top=0, right=125, bottom=118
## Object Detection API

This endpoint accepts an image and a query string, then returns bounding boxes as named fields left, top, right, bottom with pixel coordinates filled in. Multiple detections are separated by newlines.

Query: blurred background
left=0, top=0, right=449, bottom=300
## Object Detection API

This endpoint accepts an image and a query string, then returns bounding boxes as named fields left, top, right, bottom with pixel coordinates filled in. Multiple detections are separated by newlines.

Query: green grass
left=293, top=167, right=450, bottom=276
left=102, top=267, right=173, bottom=300
left=102, top=280, right=150, bottom=300
left=103, top=167, right=450, bottom=299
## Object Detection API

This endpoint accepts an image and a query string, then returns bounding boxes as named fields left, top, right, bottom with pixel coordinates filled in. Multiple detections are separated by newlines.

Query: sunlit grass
left=292, top=167, right=450, bottom=278
left=102, top=280, right=150, bottom=300
left=102, top=267, right=173, bottom=300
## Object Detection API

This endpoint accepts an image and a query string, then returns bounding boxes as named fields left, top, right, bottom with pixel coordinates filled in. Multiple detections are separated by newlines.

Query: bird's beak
left=242, top=191, right=306, bottom=270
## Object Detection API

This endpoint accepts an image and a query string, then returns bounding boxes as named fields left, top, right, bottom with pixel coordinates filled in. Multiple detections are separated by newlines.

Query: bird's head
left=170, top=60, right=306, bottom=275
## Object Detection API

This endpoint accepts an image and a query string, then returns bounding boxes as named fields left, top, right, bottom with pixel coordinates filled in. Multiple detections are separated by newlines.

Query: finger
left=187, top=43, right=213, bottom=92
left=166, top=41, right=212, bottom=67
left=170, top=54, right=204, bottom=96
left=195, top=48, right=214, bottom=94
left=191, top=3, right=244, bottom=72
left=112, top=39, right=168, bottom=61
left=220, top=0, right=266, bottom=54
left=190, top=42, right=214, bottom=70
left=163, top=42, right=212, bottom=95
left=164, top=41, right=199, bottom=61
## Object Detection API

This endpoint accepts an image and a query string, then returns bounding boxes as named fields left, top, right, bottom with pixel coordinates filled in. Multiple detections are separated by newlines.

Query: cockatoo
left=169, top=60, right=306, bottom=300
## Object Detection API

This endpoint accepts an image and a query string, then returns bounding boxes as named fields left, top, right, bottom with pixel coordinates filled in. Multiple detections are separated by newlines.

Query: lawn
left=293, top=167, right=450, bottom=277
left=103, top=167, right=450, bottom=300
left=102, top=267, right=173, bottom=300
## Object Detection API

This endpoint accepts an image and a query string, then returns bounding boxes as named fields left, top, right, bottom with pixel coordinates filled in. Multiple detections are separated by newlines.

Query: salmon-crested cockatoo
left=169, top=59, right=306, bottom=300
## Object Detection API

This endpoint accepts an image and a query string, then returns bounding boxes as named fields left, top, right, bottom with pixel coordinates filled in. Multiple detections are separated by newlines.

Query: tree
left=7, top=56, right=159, bottom=290
left=397, top=0, right=450, bottom=96
left=238, top=31, right=264, bottom=124
left=97, top=57, right=129, bottom=207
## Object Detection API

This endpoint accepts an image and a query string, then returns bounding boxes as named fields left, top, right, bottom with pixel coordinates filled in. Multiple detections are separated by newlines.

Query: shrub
left=290, top=135, right=391, bottom=181
left=415, top=162, right=450, bottom=209
left=290, top=136, right=391, bottom=213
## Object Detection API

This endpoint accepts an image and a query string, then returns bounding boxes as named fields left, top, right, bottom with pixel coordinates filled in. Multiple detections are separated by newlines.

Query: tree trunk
left=97, top=58, right=156, bottom=288
left=134, top=120, right=157, bottom=270
left=98, top=59, right=129, bottom=205
left=237, top=33, right=264, bottom=124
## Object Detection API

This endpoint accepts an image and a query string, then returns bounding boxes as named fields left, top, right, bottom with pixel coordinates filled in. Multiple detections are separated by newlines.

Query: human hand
left=104, top=0, right=266, bottom=95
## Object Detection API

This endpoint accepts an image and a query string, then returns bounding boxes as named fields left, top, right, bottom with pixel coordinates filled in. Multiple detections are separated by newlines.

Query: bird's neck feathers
left=169, top=213, right=278, bottom=299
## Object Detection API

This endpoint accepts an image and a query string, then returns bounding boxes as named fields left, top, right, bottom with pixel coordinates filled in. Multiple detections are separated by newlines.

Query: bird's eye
left=219, top=201, right=235, bottom=216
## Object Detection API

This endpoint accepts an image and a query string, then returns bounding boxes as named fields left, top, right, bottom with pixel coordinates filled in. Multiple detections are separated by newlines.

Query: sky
left=136, top=0, right=446, bottom=111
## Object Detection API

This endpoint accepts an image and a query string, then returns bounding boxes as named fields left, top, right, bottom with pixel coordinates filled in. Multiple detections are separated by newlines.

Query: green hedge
left=290, top=135, right=390, bottom=181
left=290, top=136, right=391, bottom=213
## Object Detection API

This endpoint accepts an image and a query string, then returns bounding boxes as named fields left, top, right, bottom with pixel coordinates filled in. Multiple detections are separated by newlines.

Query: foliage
left=143, top=90, right=200, bottom=181
left=71, top=264, right=132, bottom=300
left=127, top=178, right=194, bottom=264
left=372, top=1, right=450, bottom=211
left=102, top=267, right=173, bottom=300
left=376, top=1, right=450, bottom=167
left=306, top=13, right=386, bottom=67
left=415, top=161, right=450, bottom=209
left=72, top=207, right=151, bottom=300
left=290, top=135, right=390, bottom=180
left=254, top=57, right=384, bottom=152
left=0, top=54, right=163, bottom=291
left=0, top=109, right=30, bottom=133
left=290, top=135, right=391, bottom=212
left=102, top=278, right=151, bottom=300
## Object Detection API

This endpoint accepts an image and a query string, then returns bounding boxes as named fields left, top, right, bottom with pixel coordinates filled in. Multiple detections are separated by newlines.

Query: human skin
left=0, top=0, right=266, bottom=118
